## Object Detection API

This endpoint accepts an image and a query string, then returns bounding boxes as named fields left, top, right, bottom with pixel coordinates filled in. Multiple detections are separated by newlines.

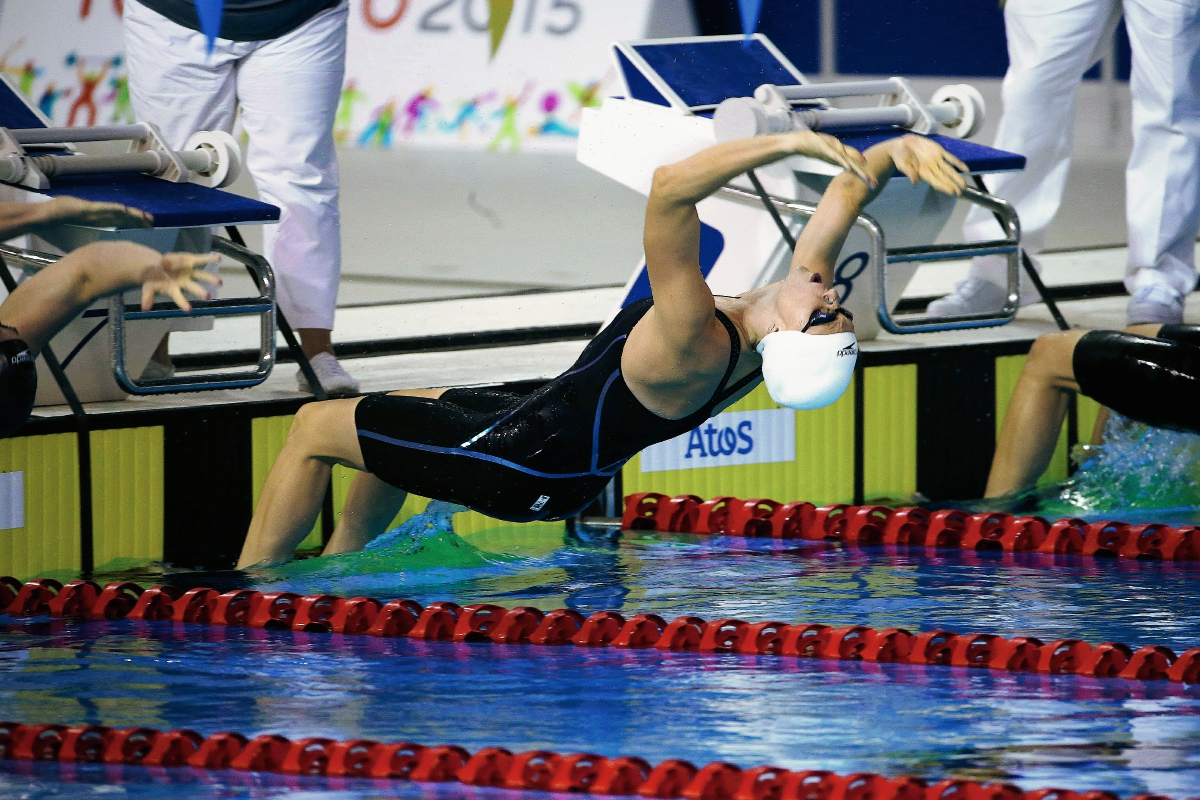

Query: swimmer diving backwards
left=236, top=131, right=968, bottom=567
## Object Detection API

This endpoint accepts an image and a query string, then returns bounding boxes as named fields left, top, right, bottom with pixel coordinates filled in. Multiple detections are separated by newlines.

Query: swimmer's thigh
left=1073, top=330, right=1200, bottom=433
left=354, top=393, right=600, bottom=520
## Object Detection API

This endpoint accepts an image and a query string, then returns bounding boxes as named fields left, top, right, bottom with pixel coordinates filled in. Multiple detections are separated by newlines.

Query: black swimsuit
left=0, top=337, right=36, bottom=439
left=355, top=298, right=761, bottom=521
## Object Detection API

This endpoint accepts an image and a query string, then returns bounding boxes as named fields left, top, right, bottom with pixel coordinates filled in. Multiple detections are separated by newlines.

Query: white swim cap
left=755, top=330, right=858, bottom=410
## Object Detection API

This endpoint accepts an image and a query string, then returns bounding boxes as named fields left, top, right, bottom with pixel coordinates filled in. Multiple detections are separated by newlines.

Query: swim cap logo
left=836, top=344, right=858, bottom=357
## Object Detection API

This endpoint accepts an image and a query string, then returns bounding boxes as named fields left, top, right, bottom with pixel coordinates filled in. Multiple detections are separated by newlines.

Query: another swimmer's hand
left=140, top=252, right=220, bottom=312
left=40, top=196, right=154, bottom=229
left=886, top=134, right=968, bottom=196
left=787, top=130, right=875, bottom=189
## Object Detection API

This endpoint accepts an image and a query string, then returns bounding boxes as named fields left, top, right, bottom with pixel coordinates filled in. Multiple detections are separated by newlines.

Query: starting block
left=0, top=76, right=280, bottom=402
left=577, top=35, right=1026, bottom=338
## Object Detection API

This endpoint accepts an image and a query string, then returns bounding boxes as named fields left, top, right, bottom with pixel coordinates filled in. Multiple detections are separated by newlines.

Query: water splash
left=260, top=501, right=519, bottom=593
left=363, top=501, right=467, bottom=553
left=987, top=413, right=1200, bottom=523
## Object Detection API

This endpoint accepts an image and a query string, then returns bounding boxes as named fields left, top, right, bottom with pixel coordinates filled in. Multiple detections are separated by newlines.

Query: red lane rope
left=622, top=494, right=1200, bottom=563
left=0, top=719, right=1184, bottom=800
left=2, top=578, right=1198, bottom=685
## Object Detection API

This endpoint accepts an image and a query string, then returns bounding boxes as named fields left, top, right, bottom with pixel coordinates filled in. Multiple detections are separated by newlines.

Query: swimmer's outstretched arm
left=0, top=242, right=217, bottom=351
left=640, top=131, right=870, bottom=375
left=790, top=135, right=968, bottom=282
left=0, top=196, right=152, bottom=240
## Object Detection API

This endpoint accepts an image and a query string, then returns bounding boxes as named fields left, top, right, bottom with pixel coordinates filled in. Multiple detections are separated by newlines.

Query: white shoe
left=1127, top=283, right=1185, bottom=326
left=924, top=277, right=1009, bottom=317
left=297, top=352, right=360, bottom=396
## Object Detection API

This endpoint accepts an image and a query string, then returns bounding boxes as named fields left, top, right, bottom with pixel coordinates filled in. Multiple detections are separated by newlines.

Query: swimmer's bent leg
left=986, top=330, right=1086, bottom=498
left=237, top=397, right=368, bottom=568
left=1074, top=330, right=1200, bottom=434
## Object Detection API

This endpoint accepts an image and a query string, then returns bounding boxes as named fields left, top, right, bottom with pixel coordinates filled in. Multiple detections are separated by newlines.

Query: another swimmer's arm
left=0, top=196, right=152, bottom=240
left=790, top=134, right=968, bottom=282
left=0, top=242, right=216, bottom=351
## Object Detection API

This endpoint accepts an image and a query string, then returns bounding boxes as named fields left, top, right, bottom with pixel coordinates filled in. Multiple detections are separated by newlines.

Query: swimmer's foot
left=298, top=352, right=360, bottom=396
left=1127, top=283, right=1185, bottom=326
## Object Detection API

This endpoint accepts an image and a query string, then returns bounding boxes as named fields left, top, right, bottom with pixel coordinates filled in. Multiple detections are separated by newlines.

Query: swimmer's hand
left=788, top=130, right=875, bottom=189
left=886, top=134, right=968, bottom=196
left=140, top=252, right=220, bottom=312
left=39, top=196, right=154, bottom=229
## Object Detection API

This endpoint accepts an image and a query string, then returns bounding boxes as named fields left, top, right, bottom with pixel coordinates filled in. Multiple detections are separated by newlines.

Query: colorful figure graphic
left=566, top=79, right=604, bottom=124
left=488, top=82, right=534, bottom=152
left=18, top=62, right=40, bottom=98
left=38, top=84, right=72, bottom=120
left=402, top=87, right=438, bottom=137
left=0, top=40, right=40, bottom=98
left=79, top=0, right=124, bottom=19
left=358, top=100, right=396, bottom=147
left=335, top=79, right=366, bottom=144
left=439, top=92, right=495, bottom=140
left=105, top=75, right=133, bottom=123
left=65, top=53, right=118, bottom=127
left=529, top=91, right=577, bottom=137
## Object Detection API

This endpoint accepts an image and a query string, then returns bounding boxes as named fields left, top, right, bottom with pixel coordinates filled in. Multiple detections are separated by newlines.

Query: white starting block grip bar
left=714, top=77, right=985, bottom=142
left=0, top=122, right=241, bottom=191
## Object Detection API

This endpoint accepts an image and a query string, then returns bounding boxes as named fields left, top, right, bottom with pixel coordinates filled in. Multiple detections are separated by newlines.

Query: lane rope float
left=622, top=494, right=1200, bottom=563
left=2, top=578, right=1198, bottom=686
left=0, top=719, right=1184, bottom=800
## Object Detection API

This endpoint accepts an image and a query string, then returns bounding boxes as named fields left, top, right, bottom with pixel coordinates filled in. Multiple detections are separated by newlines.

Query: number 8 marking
left=833, top=251, right=869, bottom=303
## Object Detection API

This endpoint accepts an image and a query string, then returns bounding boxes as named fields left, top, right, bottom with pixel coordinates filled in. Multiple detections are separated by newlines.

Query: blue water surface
left=2, top=528, right=1200, bottom=798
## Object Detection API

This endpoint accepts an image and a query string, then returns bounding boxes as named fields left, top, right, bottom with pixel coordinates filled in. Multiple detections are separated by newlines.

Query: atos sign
left=640, top=408, right=795, bottom=473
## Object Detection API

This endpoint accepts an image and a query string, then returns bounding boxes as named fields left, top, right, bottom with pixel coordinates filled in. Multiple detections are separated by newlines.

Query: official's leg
left=1122, top=0, right=1200, bottom=324
left=939, top=0, right=1118, bottom=312
left=238, top=397, right=366, bottom=568
left=986, top=330, right=1087, bottom=497
left=235, top=5, right=350, bottom=388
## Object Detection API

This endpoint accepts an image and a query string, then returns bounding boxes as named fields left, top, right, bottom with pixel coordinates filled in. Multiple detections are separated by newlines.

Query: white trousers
left=963, top=0, right=1200, bottom=300
left=123, top=0, right=347, bottom=330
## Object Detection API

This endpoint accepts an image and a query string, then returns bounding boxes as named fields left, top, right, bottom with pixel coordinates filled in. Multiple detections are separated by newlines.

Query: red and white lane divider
left=623, top=494, right=1200, bottom=562
left=3, top=578, right=1198, bottom=685
left=0, top=720, right=1188, bottom=800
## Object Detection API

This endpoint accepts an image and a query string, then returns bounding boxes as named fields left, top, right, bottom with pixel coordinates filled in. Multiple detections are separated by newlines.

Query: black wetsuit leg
left=0, top=338, right=37, bottom=439
left=355, top=391, right=610, bottom=522
left=1155, top=324, right=1200, bottom=348
left=1073, top=330, right=1200, bottom=434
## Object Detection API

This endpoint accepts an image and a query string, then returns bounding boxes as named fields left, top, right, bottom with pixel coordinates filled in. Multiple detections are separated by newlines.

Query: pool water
left=3, top=522, right=1199, bottom=798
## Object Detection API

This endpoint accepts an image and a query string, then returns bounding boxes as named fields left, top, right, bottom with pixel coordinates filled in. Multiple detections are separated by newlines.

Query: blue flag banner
left=194, top=0, right=224, bottom=54
left=737, top=0, right=762, bottom=36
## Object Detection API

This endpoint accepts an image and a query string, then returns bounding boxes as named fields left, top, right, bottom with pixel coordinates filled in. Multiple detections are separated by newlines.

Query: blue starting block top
left=614, top=35, right=1025, bottom=174
left=0, top=78, right=279, bottom=228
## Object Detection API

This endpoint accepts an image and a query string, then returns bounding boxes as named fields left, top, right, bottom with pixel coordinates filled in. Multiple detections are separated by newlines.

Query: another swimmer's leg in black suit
left=987, top=330, right=1089, bottom=498
left=987, top=322, right=1199, bottom=498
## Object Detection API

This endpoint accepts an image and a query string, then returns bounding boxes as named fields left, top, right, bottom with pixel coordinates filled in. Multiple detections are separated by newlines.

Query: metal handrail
left=110, top=234, right=277, bottom=393
left=718, top=184, right=1022, bottom=334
